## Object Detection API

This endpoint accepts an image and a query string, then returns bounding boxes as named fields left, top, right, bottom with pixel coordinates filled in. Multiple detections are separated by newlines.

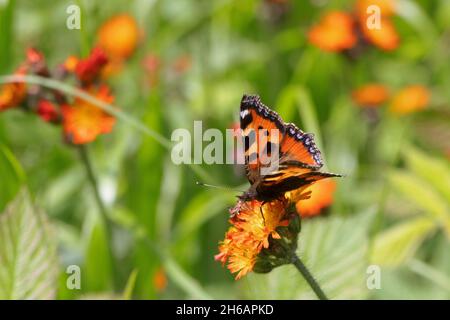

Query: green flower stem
left=291, top=254, right=328, bottom=300
left=78, top=145, right=118, bottom=291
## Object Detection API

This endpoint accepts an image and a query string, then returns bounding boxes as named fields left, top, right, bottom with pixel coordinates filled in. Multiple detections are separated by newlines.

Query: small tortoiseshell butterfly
left=239, top=94, right=341, bottom=202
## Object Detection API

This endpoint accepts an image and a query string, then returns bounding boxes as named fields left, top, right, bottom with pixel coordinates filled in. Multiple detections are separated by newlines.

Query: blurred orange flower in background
left=355, top=0, right=399, bottom=50
left=62, top=85, right=116, bottom=144
left=360, top=18, right=399, bottom=51
left=153, top=267, right=168, bottom=293
left=389, top=85, right=430, bottom=115
left=97, top=14, right=140, bottom=60
left=296, top=179, right=337, bottom=218
left=0, top=67, right=27, bottom=111
left=309, top=1, right=400, bottom=52
left=352, top=83, right=390, bottom=107
left=96, top=14, right=140, bottom=78
left=308, top=11, right=357, bottom=52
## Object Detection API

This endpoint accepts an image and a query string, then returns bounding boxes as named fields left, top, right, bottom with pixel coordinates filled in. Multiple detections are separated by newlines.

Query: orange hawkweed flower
left=61, top=85, right=116, bottom=144
left=296, top=179, right=337, bottom=218
left=37, top=99, right=60, bottom=123
left=308, top=11, right=357, bottom=52
left=0, top=67, right=27, bottom=111
left=355, top=0, right=399, bottom=51
left=360, top=18, right=399, bottom=51
left=389, top=85, right=430, bottom=115
left=97, top=14, right=140, bottom=60
left=352, top=83, right=390, bottom=107
left=215, top=199, right=290, bottom=279
left=26, top=47, right=49, bottom=76
left=75, top=47, right=108, bottom=84
left=26, top=47, right=45, bottom=65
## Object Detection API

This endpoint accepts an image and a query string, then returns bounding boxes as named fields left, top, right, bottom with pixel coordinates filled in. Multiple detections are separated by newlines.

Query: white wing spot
left=240, top=109, right=249, bottom=119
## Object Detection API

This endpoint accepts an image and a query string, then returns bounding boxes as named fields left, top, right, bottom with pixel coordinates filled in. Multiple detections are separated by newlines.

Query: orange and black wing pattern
left=240, top=94, right=285, bottom=184
left=279, top=123, right=323, bottom=169
left=240, top=94, right=340, bottom=201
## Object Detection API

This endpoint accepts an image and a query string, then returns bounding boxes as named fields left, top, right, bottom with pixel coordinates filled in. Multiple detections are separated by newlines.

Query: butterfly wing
left=258, top=170, right=341, bottom=199
left=240, top=94, right=340, bottom=200
left=257, top=122, right=338, bottom=197
left=279, top=123, right=323, bottom=169
left=240, top=94, right=285, bottom=184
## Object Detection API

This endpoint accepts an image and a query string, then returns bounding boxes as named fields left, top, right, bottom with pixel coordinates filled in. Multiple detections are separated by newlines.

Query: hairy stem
left=291, top=254, right=328, bottom=300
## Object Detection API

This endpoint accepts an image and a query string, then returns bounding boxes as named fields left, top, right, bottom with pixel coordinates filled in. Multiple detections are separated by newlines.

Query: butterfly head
left=238, top=189, right=258, bottom=202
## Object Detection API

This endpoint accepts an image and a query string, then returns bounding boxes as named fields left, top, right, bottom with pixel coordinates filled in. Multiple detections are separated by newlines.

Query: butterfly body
left=239, top=94, right=341, bottom=202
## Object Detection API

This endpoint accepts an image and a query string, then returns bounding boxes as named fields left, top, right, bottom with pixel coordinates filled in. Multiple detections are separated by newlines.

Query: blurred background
left=0, top=0, right=449, bottom=299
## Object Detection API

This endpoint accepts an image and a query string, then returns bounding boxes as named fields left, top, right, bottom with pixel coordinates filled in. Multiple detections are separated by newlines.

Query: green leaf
left=164, top=255, right=212, bottom=299
left=84, top=218, right=113, bottom=292
left=0, top=189, right=59, bottom=299
left=403, top=146, right=450, bottom=204
left=276, top=85, right=298, bottom=123
left=295, top=87, right=324, bottom=153
left=0, top=0, right=15, bottom=73
left=407, top=258, right=450, bottom=292
left=276, top=86, right=323, bottom=153
left=389, top=170, right=449, bottom=227
left=243, top=212, right=373, bottom=299
left=123, top=269, right=139, bottom=300
left=371, top=217, right=436, bottom=268
left=174, top=191, right=234, bottom=241
left=0, top=144, right=25, bottom=213
left=397, top=0, right=438, bottom=48
left=155, top=160, right=182, bottom=242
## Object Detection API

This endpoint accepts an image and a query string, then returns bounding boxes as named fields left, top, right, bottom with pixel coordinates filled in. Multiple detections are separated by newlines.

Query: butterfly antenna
left=196, top=181, right=244, bottom=193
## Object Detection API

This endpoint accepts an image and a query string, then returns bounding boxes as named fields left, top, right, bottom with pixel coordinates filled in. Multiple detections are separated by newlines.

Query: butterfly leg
left=260, top=201, right=266, bottom=224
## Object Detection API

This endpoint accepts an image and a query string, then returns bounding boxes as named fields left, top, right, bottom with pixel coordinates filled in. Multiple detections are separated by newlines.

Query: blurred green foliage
left=0, top=0, right=449, bottom=299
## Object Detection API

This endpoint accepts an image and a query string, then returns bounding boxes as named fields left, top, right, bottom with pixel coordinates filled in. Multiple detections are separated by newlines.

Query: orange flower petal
left=361, top=18, right=399, bottom=51
left=0, top=67, right=27, bottom=111
left=75, top=47, right=108, bottom=83
left=308, top=11, right=357, bottom=52
left=37, top=99, right=60, bottom=122
left=62, top=85, right=116, bottom=144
